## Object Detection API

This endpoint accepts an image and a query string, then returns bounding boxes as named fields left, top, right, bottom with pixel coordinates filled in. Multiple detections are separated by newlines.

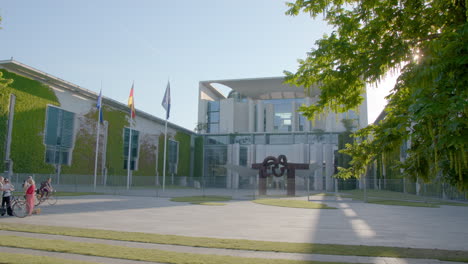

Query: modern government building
left=0, top=59, right=368, bottom=193
left=197, top=78, right=367, bottom=191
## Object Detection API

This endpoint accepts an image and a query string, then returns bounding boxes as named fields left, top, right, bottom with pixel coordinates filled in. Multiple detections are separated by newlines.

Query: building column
left=324, top=143, right=334, bottom=191
left=265, top=104, right=274, bottom=132
left=312, top=143, right=324, bottom=191
left=226, top=144, right=233, bottom=189
left=257, top=101, right=264, bottom=132
left=291, top=101, right=297, bottom=132
left=248, top=99, right=255, bottom=133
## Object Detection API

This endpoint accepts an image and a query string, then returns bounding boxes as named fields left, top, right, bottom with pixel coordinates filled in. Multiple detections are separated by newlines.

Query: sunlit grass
left=0, top=252, right=99, bottom=264
left=197, top=202, right=226, bottom=206
left=368, top=200, right=439, bottom=207
left=170, top=195, right=231, bottom=204
left=308, top=192, right=337, bottom=196
left=1, top=223, right=467, bottom=262
left=341, top=189, right=468, bottom=207
left=253, top=199, right=337, bottom=209
left=0, top=235, right=359, bottom=264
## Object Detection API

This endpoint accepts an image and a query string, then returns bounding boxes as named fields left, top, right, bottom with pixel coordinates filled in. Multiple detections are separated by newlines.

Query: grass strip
left=342, top=189, right=468, bottom=207
left=367, top=200, right=440, bottom=207
left=170, top=195, right=231, bottom=204
left=0, top=252, right=99, bottom=264
left=1, top=223, right=467, bottom=262
left=0, top=235, right=357, bottom=264
left=253, top=199, right=337, bottom=209
left=198, top=202, right=226, bottom=206
left=308, top=193, right=337, bottom=196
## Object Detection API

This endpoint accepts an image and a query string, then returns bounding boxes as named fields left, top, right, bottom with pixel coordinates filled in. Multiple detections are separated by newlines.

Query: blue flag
left=161, top=81, right=171, bottom=120
left=96, top=89, right=103, bottom=123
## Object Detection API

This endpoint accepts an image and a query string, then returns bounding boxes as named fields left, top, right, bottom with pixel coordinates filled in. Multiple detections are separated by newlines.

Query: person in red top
left=25, top=177, right=36, bottom=216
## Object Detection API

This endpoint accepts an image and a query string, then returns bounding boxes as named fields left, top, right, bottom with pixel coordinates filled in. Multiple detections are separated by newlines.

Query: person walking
left=25, top=177, right=36, bottom=216
left=1, top=178, right=15, bottom=216
left=0, top=176, right=4, bottom=216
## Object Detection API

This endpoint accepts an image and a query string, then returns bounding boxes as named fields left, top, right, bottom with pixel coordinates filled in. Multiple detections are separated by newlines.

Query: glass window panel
left=208, top=112, right=219, bottom=123
left=45, top=106, right=59, bottom=145
left=60, top=151, right=69, bottom=165
left=208, top=123, right=219, bottom=133
left=294, top=134, right=307, bottom=144
left=168, top=140, right=179, bottom=164
left=45, top=106, right=75, bottom=148
left=208, top=101, right=220, bottom=112
left=204, top=145, right=228, bottom=187
left=308, top=133, right=325, bottom=143
left=239, top=146, right=248, bottom=166
left=206, top=135, right=228, bottom=145
left=123, top=128, right=139, bottom=159
left=254, top=134, right=265, bottom=144
left=60, top=110, right=75, bottom=148
left=233, top=135, right=252, bottom=145
left=268, top=134, right=293, bottom=145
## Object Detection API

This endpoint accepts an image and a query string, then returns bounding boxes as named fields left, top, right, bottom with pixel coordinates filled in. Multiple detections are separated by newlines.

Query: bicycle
left=11, top=195, right=28, bottom=218
left=35, top=189, right=58, bottom=206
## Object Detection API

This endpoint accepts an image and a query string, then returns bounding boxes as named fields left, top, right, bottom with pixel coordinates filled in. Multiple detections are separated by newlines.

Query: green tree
left=285, top=0, right=468, bottom=189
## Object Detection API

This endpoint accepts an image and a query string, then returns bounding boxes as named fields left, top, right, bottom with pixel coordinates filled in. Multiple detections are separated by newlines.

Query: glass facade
left=262, top=98, right=305, bottom=132
left=44, top=106, right=75, bottom=165
left=202, top=132, right=339, bottom=187
left=123, top=128, right=140, bottom=170
left=207, top=101, right=220, bottom=133
left=168, top=140, right=179, bottom=174
left=204, top=145, right=227, bottom=187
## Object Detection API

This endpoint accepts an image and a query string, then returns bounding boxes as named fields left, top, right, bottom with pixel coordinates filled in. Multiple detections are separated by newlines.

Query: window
left=207, top=101, right=220, bottom=133
left=168, top=140, right=179, bottom=174
left=268, top=134, right=294, bottom=145
left=262, top=98, right=304, bottom=132
left=239, top=146, right=248, bottom=166
left=44, top=106, right=75, bottom=165
left=123, top=128, right=139, bottom=170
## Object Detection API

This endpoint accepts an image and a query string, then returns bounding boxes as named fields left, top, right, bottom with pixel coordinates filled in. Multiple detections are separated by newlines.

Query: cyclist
left=39, top=178, right=53, bottom=199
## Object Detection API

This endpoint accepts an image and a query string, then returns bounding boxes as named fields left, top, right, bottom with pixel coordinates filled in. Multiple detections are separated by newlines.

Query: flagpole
left=127, top=117, right=132, bottom=190
left=93, top=86, right=102, bottom=192
left=163, top=119, right=168, bottom=192
left=162, top=80, right=170, bottom=192
left=127, top=82, right=134, bottom=190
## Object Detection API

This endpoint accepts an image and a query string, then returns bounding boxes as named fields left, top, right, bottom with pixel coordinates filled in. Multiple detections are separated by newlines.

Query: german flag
left=128, top=83, right=136, bottom=118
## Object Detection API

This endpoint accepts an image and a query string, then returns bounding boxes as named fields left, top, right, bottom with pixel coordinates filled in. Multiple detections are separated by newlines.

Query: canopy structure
left=200, top=77, right=320, bottom=100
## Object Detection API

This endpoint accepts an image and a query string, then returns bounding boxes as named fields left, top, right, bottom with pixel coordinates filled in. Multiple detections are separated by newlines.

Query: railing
left=6, top=173, right=467, bottom=202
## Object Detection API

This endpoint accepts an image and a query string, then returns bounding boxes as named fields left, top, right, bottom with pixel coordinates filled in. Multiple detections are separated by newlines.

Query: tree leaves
left=285, top=0, right=468, bottom=189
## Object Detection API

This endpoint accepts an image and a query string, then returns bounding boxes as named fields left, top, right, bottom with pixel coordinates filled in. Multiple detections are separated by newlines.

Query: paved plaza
left=1, top=194, right=468, bottom=252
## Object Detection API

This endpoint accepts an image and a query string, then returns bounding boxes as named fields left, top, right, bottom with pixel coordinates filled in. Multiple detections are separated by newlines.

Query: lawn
left=341, top=189, right=468, bottom=207
left=170, top=195, right=231, bottom=204
left=0, top=235, right=358, bottom=264
left=1, top=223, right=467, bottom=262
left=253, top=199, right=336, bottom=209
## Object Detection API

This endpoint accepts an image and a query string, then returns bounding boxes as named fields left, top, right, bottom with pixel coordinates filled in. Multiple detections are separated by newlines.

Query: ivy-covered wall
left=1, top=69, right=192, bottom=178
left=0, top=69, right=59, bottom=173
left=193, top=136, right=204, bottom=178
left=102, top=108, right=128, bottom=176
left=133, top=133, right=158, bottom=176
left=157, top=131, right=192, bottom=177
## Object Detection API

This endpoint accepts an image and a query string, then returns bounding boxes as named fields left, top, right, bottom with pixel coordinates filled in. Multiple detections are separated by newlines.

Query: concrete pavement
left=1, top=194, right=467, bottom=263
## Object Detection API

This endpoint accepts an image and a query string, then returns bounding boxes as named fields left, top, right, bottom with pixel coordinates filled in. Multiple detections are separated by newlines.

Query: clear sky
left=0, top=0, right=392, bottom=130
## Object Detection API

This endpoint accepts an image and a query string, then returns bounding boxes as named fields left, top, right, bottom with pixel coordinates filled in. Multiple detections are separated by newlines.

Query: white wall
left=233, top=101, right=249, bottom=133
